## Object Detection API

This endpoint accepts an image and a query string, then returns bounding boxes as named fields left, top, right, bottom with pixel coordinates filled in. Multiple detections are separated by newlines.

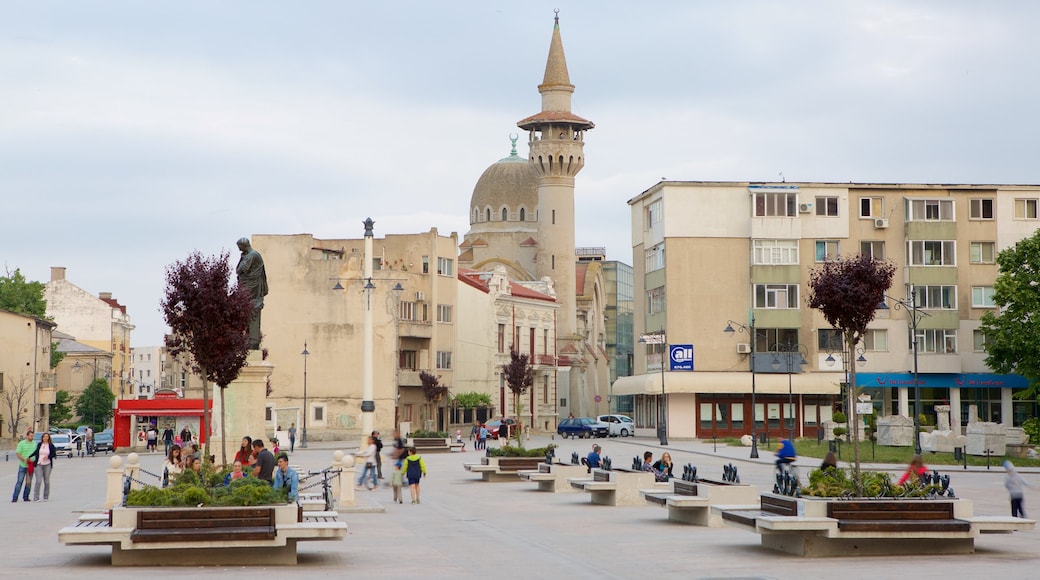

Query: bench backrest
left=761, top=495, right=798, bottom=516
left=827, top=501, right=955, bottom=521
left=497, top=458, right=543, bottom=470
left=672, top=479, right=698, bottom=496
left=136, top=507, right=275, bottom=530
left=412, top=438, right=446, bottom=446
left=593, top=470, right=611, bottom=483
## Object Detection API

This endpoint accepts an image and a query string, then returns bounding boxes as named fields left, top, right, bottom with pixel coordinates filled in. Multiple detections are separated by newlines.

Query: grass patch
left=708, top=437, right=1040, bottom=467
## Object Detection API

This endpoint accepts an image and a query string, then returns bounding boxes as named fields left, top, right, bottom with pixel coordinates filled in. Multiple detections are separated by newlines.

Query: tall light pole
left=771, top=342, right=808, bottom=441
left=725, top=315, right=759, bottom=458
left=888, top=290, right=929, bottom=454
left=638, top=332, right=668, bottom=445
left=301, top=342, right=309, bottom=448
left=361, top=218, right=376, bottom=441
left=390, top=283, right=404, bottom=429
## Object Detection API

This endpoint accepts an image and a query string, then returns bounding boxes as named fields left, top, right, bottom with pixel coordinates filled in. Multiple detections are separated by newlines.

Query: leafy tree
left=419, top=370, right=448, bottom=429
left=50, top=341, right=65, bottom=369
left=980, top=231, right=1040, bottom=400
left=49, top=390, right=73, bottom=426
left=502, top=350, right=535, bottom=445
left=161, top=251, right=253, bottom=466
left=74, top=378, right=116, bottom=432
left=808, top=254, right=895, bottom=486
left=0, top=268, right=47, bottom=317
left=2, top=372, right=34, bottom=437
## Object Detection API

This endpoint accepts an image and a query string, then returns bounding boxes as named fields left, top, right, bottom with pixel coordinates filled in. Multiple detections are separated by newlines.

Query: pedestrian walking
left=1004, top=460, right=1034, bottom=518
left=391, top=460, right=404, bottom=504
left=288, top=423, right=297, bottom=452
left=478, top=424, right=488, bottom=450
left=162, top=426, right=174, bottom=456
left=354, top=436, right=378, bottom=490
left=401, top=446, right=426, bottom=504
left=11, top=429, right=35, bottom=502
left=372, top=431, right=384, bottom=480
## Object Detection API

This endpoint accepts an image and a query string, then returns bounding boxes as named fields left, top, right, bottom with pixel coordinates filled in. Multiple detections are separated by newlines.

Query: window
left=754, top=284, right=799, bottom=309
left=911, top=285, right=957, bottom=309
left=906, top=199, right=954, bottom=221
left=265, top=405, right=274, bottom=422
left=529, top=328, right=535, bottom=355
left=860, top=241, right=885, bottom=260
left=754, top=328, right=799, bottom=353
left=646, top=199, right=662, bottom=229
left=422, top=256, right=429, bottom=274
left=497, top=324, right=505, bottom=353
left=969, top=242, right=995, bottom=264
left=914, top=329, right=957, bottom=354
left=399, top=301, right=417, bottom=321
left=485, top=208, right=491, bottom=221
left=753, top=240, right=799, bottom=265
left=436, top=257, right=454, bottom=276
left=907, top=240, right=956, bottom=266
left=437, top=304, right=453, bottom=323
left=436, top=351, right=452, bottom=369
left=863, top=329, right=888, bottom=351
left=754, top=190, right=798, bottom=217
left=971, top=286, right=996, bottom=308
left=312, top=404, right=326, bottom=424
left=647, top=286, right=666, bottom=315
left=372, top=257, right=382, bottom=271
left=859, top=197, right=883, bottom=218
left=501, top=207, right=508, bottom=221
left=815, top=196, right=839, bottom=216
left=817, top=328, right=842, bottom=351
left=543, top=329, right=549, bottom=355
left=542, top=375, right=549, bottom=404
left=1015, top=198, right=1039, bottom=219
left=973, top=330, right=989, bottom=352
left=969, top=198, right=994, bottom=220
left=401, top=404, right=414, bottom=422
left=519, top=208, right=526, bottom=221
left=399, top=350, right=417, bottom=370
left=645, top=243, right=665, bottom=272
left=815, top=240, right=839, bottom=262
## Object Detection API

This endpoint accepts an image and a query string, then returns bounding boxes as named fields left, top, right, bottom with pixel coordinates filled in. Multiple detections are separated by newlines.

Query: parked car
left=92, top=431, right=114, bottom=454
left=484, top=418, right=517, bottom=439
left=556, top=417, right=608, bottom=439
left=597, top=414, right=635, bottom=437
left=33, top=432, right=76, bottom=458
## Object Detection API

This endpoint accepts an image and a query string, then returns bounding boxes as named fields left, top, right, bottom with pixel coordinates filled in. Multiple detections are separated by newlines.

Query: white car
left=597, top=414, right=635, bottom=437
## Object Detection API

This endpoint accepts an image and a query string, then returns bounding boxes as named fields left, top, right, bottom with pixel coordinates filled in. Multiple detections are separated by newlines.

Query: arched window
left=486, top=208, right=491, bottom=222
left=501, top=208, right=508, bottom=221
left=519, top=208, right=526, bottom=221
left=473, top=208, right=479, bottom=223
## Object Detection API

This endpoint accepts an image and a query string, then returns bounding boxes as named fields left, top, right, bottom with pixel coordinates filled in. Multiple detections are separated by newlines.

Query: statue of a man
left=236, top=237, right=268, bottom=349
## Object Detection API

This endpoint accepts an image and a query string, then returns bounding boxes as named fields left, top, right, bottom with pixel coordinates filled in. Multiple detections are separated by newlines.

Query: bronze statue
left=236, top=237, right=268, bottom=349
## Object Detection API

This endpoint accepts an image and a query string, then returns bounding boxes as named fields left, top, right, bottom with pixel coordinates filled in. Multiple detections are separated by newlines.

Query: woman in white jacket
left=354, top=436, right=378, bottom=490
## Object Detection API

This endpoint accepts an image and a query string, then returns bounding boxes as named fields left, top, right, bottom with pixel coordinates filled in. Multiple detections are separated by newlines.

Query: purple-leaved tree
left=502, top=349, right=535, bottom=445
left=161, top=251, right=254, bottom=466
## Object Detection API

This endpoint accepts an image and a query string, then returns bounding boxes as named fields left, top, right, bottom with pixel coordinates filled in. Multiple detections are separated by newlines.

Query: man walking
left=372, top=431, right=384, bottom=480
left=162, top=426, right=174, bottom=456
left=288, top=423, right=297, bottom=452
left=11, top=430, right=35, bottom=502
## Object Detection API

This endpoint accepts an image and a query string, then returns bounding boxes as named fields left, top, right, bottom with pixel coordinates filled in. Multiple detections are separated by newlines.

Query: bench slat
left=837, top=519, right=970, bottom=533
left=131, top=526, right=276, bottom=543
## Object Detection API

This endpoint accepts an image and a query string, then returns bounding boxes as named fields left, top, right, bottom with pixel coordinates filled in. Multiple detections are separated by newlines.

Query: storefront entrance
left=697, top=394, right=834, bottom=440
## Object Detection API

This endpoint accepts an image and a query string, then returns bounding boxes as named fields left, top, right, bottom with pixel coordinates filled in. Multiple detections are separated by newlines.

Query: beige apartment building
left=253, top=229, right=459, bottom=440
left=0, top=309, right=56, bottom=438
left=615, top=181, right=1040, bottom=440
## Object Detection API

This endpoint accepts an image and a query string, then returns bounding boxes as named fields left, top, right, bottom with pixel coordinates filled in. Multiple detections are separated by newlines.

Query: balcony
left=398, top=370, right=424, bottom=387
left=399, top=320, right=433, bottom=339
left=534, top=354, right=556, bottom=366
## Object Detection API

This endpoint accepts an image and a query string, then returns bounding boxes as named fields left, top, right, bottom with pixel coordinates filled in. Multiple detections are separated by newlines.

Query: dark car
left=92, top=431, right=114, bottom=454
left=485, top=418, right=517, bottom=439
left=556, top=417, right=608, bottom=439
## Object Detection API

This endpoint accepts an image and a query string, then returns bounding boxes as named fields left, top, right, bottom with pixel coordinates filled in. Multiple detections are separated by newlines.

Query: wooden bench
left=408, top=437, right=451, bottom=454
left=518, top=461, right=589, bottom=493
left=571, top=468, right=663, bottom=506
left=464, top=457, right=544, bottom=482
left=716, top=494, right=1035, bottom=557
left=642, top=478, right=759, bottom=527
left=59, top=503, right=347, bottom=565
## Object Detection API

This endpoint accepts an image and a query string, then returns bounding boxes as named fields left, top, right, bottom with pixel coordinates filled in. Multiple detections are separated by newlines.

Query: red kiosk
left=113, top=395, right=213, bottom=449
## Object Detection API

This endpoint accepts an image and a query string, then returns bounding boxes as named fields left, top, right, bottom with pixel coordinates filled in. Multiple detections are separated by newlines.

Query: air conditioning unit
left=415, top=291, right=425, bottom=301
left=736, top=343, right=752, bottom=354
left=798, top=203, right=812, bottom=213
left=874, top=218, right=889, bottom=229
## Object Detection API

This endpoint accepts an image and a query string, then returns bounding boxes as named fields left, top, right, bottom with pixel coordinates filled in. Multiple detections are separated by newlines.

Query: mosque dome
left=469, top=135, right=538, bottom=226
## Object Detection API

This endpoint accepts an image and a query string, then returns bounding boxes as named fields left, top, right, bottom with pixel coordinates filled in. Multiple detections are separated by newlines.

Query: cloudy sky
left=3, top=1, right=1038, bottom=345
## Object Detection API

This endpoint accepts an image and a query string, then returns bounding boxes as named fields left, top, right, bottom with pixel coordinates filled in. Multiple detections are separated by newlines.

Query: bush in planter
left=409, top=429, right=449, bottom=439
left=488, top=444, right=556, bottom=458
left=125, top=475, right=288, bottom=507
left=802, top=467, right=945, bottom=498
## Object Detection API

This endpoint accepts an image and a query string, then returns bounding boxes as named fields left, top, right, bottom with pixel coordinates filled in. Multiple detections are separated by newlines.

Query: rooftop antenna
left=779, top=171, right=785, bottom=183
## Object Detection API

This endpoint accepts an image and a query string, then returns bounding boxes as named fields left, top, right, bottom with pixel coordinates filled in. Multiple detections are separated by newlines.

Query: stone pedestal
left=920, top=430, right=966, bottom=453
left=935, top=405, right=951, bottom=431
left=876, top=415, right=915, bottom=447
left=212, top=351, right=274, bottom=464
left=966, top=421, right=1006, bottom=456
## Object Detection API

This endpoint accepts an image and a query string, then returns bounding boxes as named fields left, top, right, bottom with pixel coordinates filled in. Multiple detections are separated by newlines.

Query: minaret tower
left=517, top=12, right=594, bottom=340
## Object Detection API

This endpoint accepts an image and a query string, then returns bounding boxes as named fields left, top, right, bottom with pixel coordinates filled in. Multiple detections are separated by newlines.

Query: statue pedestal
left=212, top=351, right=273, bottom=463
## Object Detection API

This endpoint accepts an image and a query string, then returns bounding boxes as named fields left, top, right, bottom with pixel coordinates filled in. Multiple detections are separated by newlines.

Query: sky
left=3, top=1, right=1040, bottom=345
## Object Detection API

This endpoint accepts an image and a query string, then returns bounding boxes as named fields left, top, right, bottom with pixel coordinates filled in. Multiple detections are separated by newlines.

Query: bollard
left=332, top=450, right=355, bottom=508
left=126, top=453, right=142, bottom=491
left=105, top=455, right=125, bottom=509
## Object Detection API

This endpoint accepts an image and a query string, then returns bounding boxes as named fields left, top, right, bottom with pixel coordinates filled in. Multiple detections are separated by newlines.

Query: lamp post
left=301, top=342, right=309, bottom=448
left=724, top=316, right=759, bottom=458
left=390, top=283, right=404, bottom=428
left=770, top=342, right=808, bottom=441
left=638, top=332, right=668, bottom=445
left=825, top=340, right=867, bottom=442
left=887, top=290, right=929, bottom=454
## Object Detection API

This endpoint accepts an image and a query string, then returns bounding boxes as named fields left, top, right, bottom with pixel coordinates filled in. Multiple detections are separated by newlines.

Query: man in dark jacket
left=372, top=431, right=384, bottom=480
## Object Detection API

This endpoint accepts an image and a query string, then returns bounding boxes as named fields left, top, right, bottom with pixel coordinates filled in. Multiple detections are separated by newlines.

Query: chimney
left=50, top=267, right=66, bottom=282
left=99, top=292, right=113, bottom=300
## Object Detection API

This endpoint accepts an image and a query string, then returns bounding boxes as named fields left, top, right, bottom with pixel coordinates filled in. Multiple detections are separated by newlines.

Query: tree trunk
left=200, top=369, right=210, bottom=465
left=846, top=333, right=862, bottom=489
left=219, top=384, right=228, bottom=466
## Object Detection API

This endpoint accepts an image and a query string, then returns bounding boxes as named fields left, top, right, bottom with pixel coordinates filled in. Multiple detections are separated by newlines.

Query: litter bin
left=953, top=447, right=963, bottom=461
left=828, top=440, right=837, bottom=453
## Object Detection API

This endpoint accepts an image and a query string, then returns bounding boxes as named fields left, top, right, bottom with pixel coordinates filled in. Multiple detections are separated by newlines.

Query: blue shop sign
left=855, top=373, right=1029, bottom=389
left=669, top=344, right=694, bottom=371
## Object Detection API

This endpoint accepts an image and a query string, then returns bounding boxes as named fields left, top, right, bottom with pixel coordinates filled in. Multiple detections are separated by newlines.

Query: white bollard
left=126, top=452, right=142, bottom=490
left=105, top=455, right=125, bottom=509
left=333, top=450, right=356, bottom=508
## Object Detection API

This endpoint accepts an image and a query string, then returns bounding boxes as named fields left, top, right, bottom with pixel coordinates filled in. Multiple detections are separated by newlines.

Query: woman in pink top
left=30, top=433, right=57, bottom=501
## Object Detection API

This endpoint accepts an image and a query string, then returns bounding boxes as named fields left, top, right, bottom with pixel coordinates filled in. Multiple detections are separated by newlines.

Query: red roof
left=457, top=269, right=555, bottom=303
left=575, top=263, right=588, bottom=295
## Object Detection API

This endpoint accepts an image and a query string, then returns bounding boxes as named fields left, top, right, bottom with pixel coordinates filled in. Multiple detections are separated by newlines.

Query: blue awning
left=855, top=373, right=1029, bottom=389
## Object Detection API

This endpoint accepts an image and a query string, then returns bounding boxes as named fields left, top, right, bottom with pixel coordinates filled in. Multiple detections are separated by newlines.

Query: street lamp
left=770, top=342, right=808, bottom=441
left=724, top=316, right=759, bottom=458
left=390, top=283, right=404, bottom=428
left=638, top=332, right=668, bottom=445
left=301, top=342, right=309, bottom=448
left=887, top=290, right=930, bottom=454
left=825, top=340, right=867, bottom=442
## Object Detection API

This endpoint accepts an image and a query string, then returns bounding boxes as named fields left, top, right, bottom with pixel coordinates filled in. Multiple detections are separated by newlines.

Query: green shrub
left=803, top=467, right=944, bottom=498
left=409, top=429, right=448, bottom=439
left=833, top=427, right=847, bottom=437
left=125, top=476, right=288, bottom=507
left=832, top=411, right=847, bottom=424
left=488, top=444, right=556, bottom=457
left=1023, top=417, right=1040, bottom=445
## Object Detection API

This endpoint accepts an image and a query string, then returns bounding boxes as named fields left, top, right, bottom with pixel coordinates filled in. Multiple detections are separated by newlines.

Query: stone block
left=966, top=422, right=1006, bottom=456
left=920, top=430, right=966, bottom=453
left=876, top=415, right=915, bottom=447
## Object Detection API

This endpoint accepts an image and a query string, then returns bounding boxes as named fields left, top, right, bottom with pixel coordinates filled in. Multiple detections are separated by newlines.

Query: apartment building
left=614, top=181, right=1040, bottom=440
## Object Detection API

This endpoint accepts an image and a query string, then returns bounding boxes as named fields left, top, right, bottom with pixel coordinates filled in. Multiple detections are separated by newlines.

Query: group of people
left=583, top=444, right=674, bottom=483
left=354, top=430, right=428, bottom=504
left=161, top=435, right=300, bottom=501
left=11, top=430, right=56, bottom=502
left=470, top=423, right=490, bottom=450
